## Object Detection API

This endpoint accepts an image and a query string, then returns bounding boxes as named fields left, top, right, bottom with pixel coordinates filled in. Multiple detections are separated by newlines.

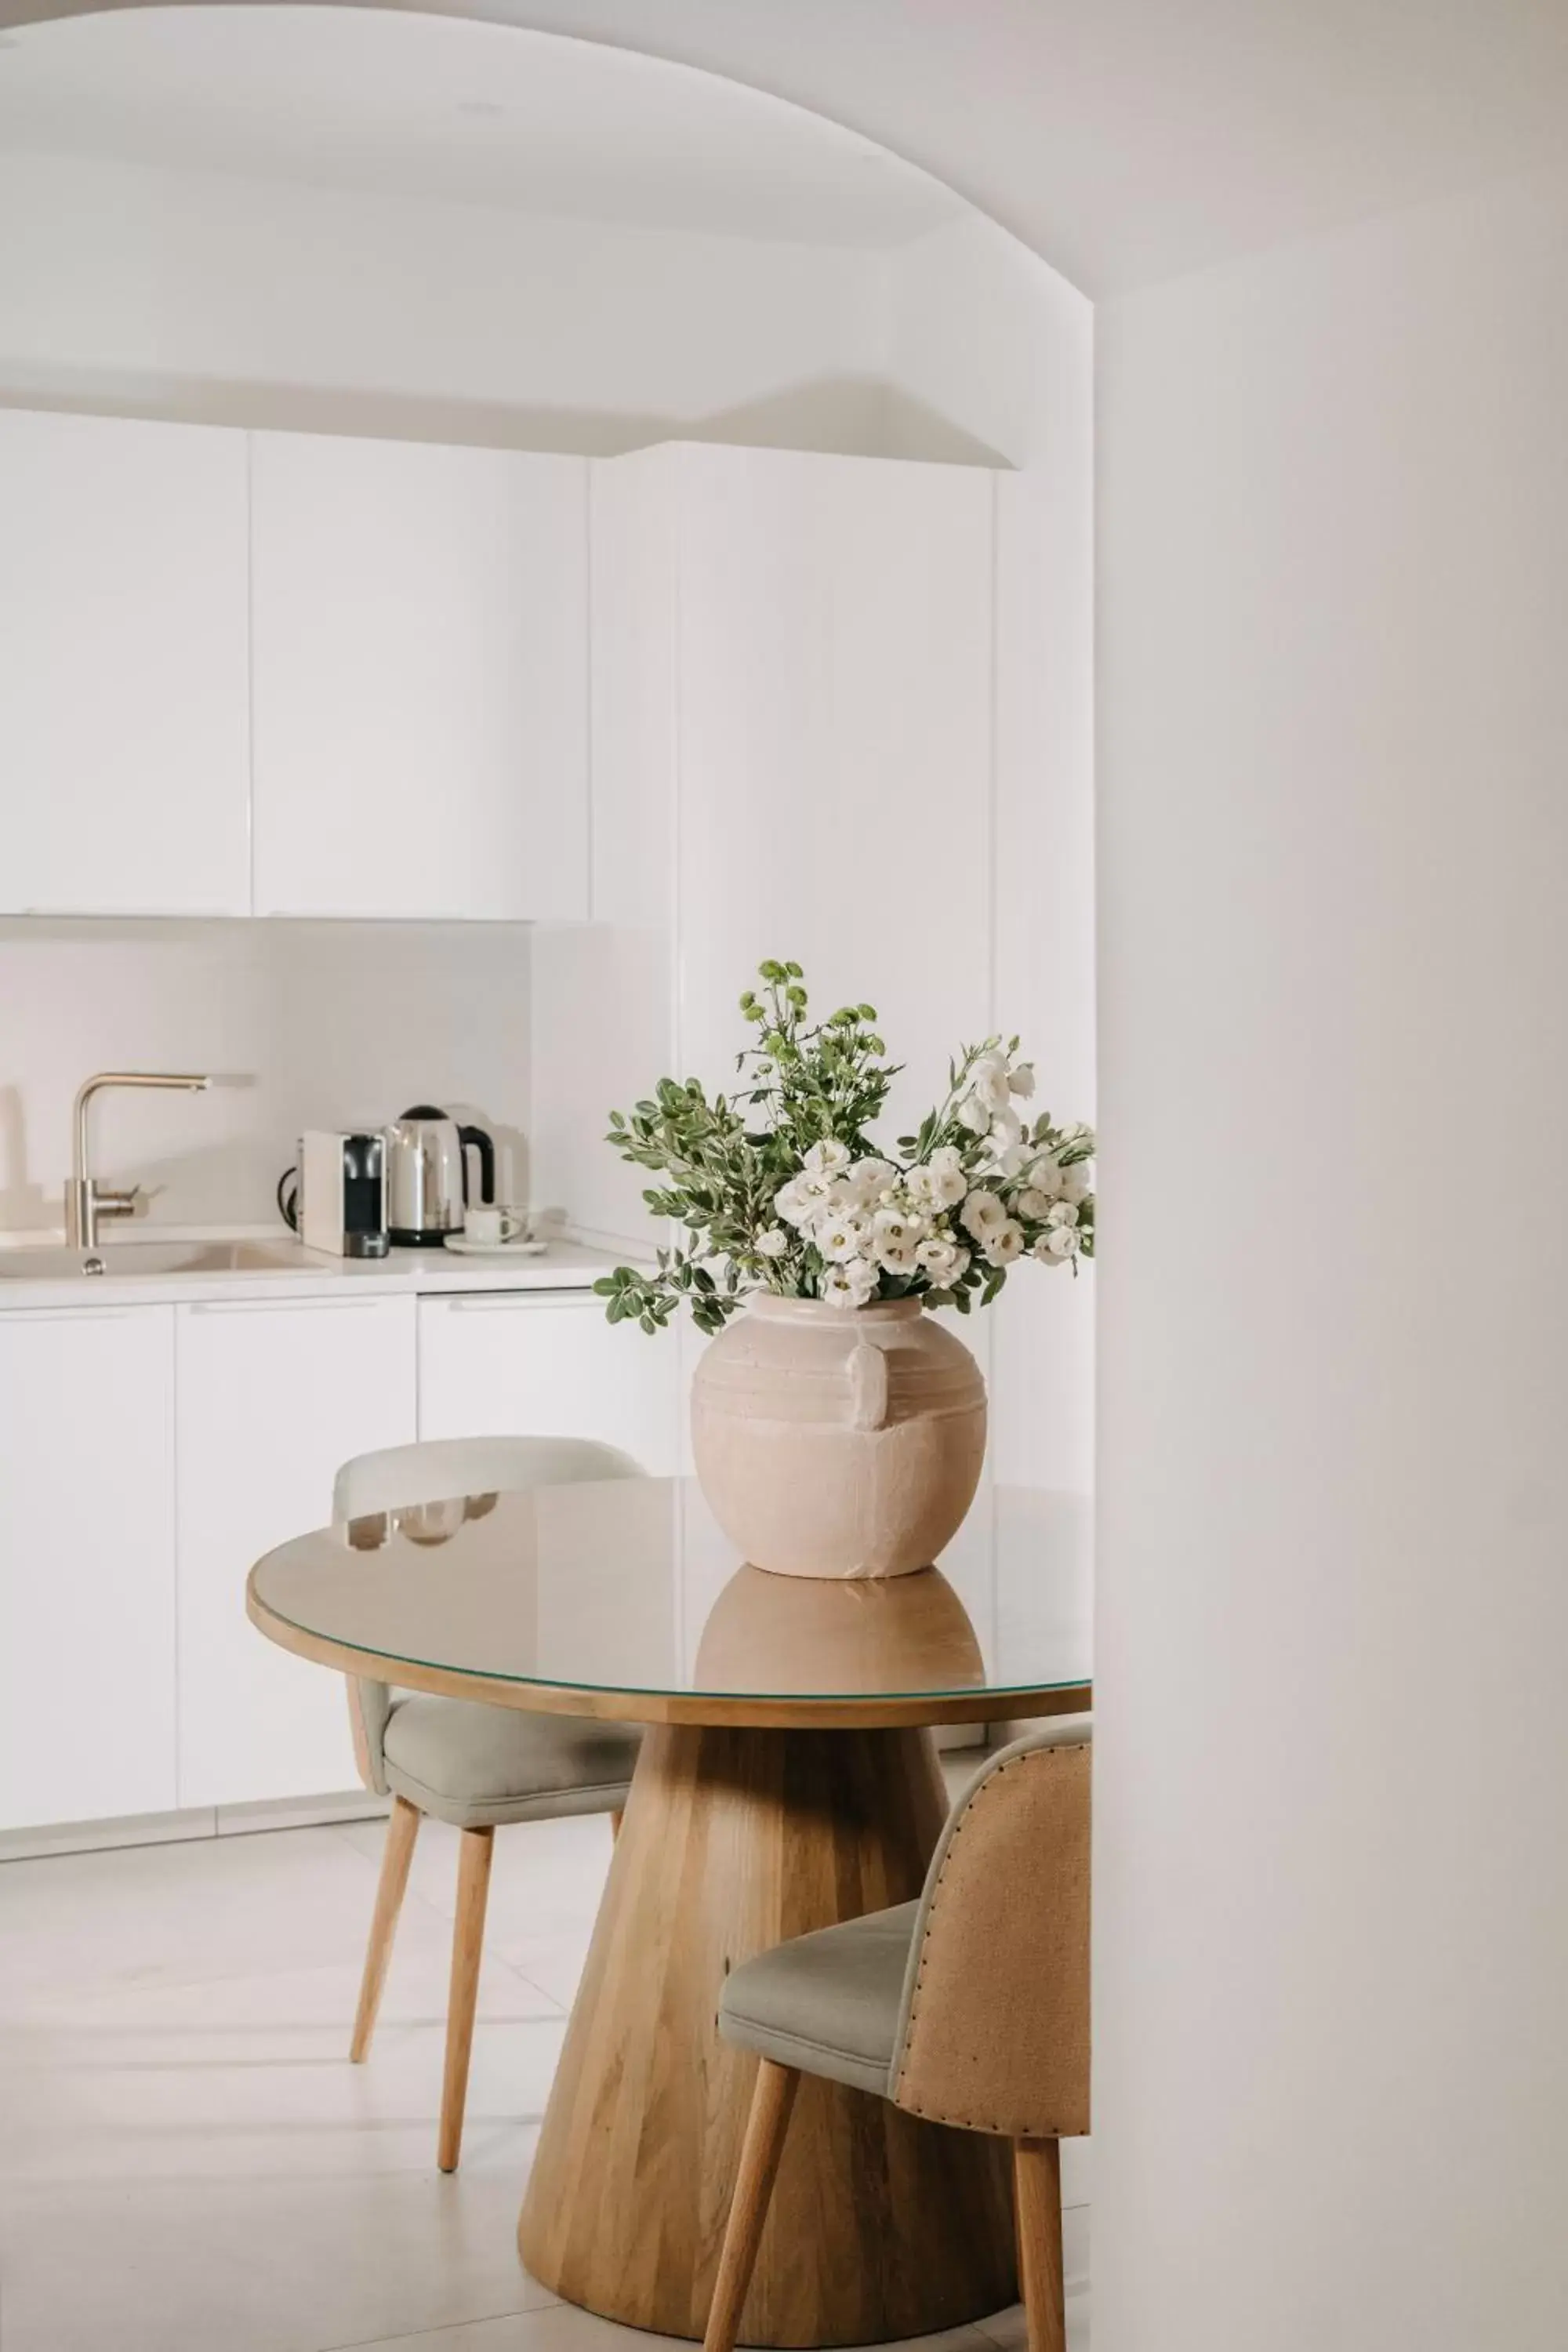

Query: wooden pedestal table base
left=518, top=1722, right=1018, bottom=2347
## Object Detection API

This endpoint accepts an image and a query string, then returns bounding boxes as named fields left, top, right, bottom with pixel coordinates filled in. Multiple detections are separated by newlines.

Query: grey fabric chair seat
left=719, top=1900, right=919, bottom=2097
left=382, top=1694, right=638, bottom=1831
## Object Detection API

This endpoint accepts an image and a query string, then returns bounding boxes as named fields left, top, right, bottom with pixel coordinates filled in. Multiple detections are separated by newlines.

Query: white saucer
left=444, top=1236, right=549, bottom=1258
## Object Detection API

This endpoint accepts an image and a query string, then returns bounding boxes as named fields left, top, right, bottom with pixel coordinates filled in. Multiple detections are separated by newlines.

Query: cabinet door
left=672, top=446, right=995, bottom=1133
left=0, top=410, right=250, bottom=916
left=0, top=1307, right=176, bottom=1830
left=250, top=432, right=589, bottom=920
left=418, top=1294, right=679, bottom=1475
left=176, top=1296, right=416, bottom=1809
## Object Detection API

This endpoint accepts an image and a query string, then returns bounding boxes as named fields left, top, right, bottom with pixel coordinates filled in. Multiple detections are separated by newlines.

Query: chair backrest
left=888, top=1716, right=1091, bottom=2140
left=332, top=1433, right=644, bottom=1525
left=332, top=1433, right=646, bottom=1795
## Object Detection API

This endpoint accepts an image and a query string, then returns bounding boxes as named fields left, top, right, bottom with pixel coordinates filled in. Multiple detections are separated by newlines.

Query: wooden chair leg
left=350, top=1795, right=420, bottom=2063
left=702, top=2060, right=800, bottom=2352
left=437, top=1824, right=495, bottom=2172
left=1014, top=2137, right=1066, bottom=2352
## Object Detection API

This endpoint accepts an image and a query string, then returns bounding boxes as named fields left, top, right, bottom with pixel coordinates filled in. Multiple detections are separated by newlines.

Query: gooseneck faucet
left=66, top=1072, right=212, bottom=1250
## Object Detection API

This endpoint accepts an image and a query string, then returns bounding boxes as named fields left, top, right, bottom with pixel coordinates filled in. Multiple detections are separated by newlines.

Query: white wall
left=0, top=920, right=532, bottom=1232
left=0, top=148, right=907, bottom=456
left=1095, top=171, right=1568, bottom=2350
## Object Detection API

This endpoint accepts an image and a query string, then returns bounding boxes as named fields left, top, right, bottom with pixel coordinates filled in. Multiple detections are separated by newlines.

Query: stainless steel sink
left=0, top=1240, right=314, bottom=1280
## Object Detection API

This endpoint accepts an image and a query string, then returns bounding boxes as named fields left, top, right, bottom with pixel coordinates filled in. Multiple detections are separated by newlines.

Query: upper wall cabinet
left=0, top=409, right=251, bottom=916
left=250, top=433, right=590, bottom=921
left=591, top=443, right=996, bottom=1130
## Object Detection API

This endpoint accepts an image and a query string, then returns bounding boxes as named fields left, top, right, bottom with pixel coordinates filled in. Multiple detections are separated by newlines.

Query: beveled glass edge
left=254, top=1593, right=1091, bottom=1704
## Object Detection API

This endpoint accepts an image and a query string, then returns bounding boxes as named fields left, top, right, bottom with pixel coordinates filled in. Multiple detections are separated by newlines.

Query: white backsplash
left=0, top=918, right=532, bottom=1236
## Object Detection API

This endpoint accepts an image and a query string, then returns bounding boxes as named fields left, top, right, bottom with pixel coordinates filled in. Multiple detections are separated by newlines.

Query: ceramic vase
left=690, top=1293, right=987, bottom=1579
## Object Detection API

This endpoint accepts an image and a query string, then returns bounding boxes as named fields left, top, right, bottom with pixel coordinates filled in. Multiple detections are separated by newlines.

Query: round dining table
left=248, top=1475, right=1091, bottom=2349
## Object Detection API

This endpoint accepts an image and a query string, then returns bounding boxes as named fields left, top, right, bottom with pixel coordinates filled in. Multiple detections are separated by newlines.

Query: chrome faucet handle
left=95, top=1185, right=142, bottom=1221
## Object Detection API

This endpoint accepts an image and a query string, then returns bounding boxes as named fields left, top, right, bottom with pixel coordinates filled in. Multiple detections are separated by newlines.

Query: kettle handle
left=458, top=1125, right=495, bottom=1205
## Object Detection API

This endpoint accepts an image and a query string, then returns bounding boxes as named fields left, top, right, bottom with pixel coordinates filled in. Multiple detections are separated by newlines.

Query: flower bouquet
left=594, top=960, right=1094, bottom=1336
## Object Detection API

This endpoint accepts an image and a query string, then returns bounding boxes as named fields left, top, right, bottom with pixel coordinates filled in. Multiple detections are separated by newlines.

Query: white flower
left=910, top=1149, right=968, bottom=1210
left=775, top=1180, right=811, bottom=1228
left=956, top=1092, right=993, bottom=1134
left=844, top=1156, right=897, bottom=1202
left=1032, top=1234, right=1066, bottom=1265
left=989, top=1139, right=1032, bottom=1178
left=1058, top=1122, right=1096, bottom=1156
left=815, top=1207, right=871, bottom=1262
left=926, top=1145, right=969, bottom=1205
left=989, top=1107, right=1024, bottom=1149
left=916, top=1236, right=969, bottom=1284
left=960, top=1189, right=1008, bottom=1240
left=1016, top=1188, right=1053, bottom=1222
left=905, top=1163, right=943, bottom=1210
left=1058, top=1161, right=1094, bottom=1206
left=1009, top=1062, right=1036, bottom=1099
left=1026, top=1156, right=1066, bottom=1200
left=804, top=1139, right=851, bottom=1174
left=871, top=1207, right=924, bottom=1275
left=971, top=1053, right=1012, bottom=1116
left=1046, top=1200, right=1080, bottom=1228
left=822, top=1258, right=878, bottom=1307
left=754, top=1227, right=790, bottom=1259
left=846, top=1257, right=880, bottom=1302
left=776, top=1172, right=836, bottom=1227
left=984, top=1220, right=1025, bottom=1266
left=1044, top=1225, right=1082, bottom=1259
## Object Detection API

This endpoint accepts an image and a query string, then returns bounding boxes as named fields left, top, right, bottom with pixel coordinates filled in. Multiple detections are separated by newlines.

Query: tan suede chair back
left=890, top=1720, right=1091, bottom=2140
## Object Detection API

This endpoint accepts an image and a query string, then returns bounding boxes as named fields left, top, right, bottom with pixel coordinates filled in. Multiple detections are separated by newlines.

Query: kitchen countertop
left=0, top=1229, right=634, bottom=1311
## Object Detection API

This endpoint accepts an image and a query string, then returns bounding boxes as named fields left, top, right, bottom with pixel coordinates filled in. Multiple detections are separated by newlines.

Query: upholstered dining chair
left=703, top=1719, right=1091, bottom=2352
left=333, top=1433, right=644, bottom=2171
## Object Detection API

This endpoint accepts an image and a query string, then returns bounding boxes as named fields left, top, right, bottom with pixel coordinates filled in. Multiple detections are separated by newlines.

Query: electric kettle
left=383, top=1106, right=495, bottom=1246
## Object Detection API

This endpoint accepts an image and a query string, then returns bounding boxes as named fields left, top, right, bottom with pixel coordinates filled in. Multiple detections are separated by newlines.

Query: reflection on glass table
left=249, top=1475, right=1091, bottom=1722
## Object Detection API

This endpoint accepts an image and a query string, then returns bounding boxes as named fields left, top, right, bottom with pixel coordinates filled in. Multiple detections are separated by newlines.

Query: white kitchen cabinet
left=0, top=409, right=251, bottom=916
left=250, top=431, right=589, bottom=920
left=0, top=1307, right=177, bottom=1830
left=175, top=1294, right=416, bottom=1808
left=418, top=1293, right=680, bottom=1475
left=673, top=448, right=995, bottom=1123
left=589, top=444, right=995, bottom=1130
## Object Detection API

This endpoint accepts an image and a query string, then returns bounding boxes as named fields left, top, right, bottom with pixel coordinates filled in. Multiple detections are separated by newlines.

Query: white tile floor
left=0, top=1810, right=1088, bottom=2352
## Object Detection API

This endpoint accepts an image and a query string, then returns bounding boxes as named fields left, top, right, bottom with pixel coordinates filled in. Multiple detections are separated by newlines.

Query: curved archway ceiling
left=2, top=0, right=1566, bottom=291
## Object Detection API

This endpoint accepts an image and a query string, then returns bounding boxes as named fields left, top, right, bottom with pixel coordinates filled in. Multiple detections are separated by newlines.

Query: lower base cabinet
left=0, top=1279, right=677, bottom=1840
left=417, top=1292, right=681, bottom=1472
left=175, top=1295, right=416, bottom=1809
left=0, top=1307, right=178, bottom=1831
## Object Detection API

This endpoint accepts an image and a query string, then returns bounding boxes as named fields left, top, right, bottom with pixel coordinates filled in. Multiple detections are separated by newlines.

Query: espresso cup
left=463, top=1205, right=527, bottom=1246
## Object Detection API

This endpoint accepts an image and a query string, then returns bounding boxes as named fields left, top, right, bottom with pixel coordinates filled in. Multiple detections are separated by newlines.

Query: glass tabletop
left=249, top=1476, right=1091, bottom=1727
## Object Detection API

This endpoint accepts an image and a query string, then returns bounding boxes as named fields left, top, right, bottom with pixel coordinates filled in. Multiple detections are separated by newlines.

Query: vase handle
left=848, top=1340, right=890, bottom=1431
